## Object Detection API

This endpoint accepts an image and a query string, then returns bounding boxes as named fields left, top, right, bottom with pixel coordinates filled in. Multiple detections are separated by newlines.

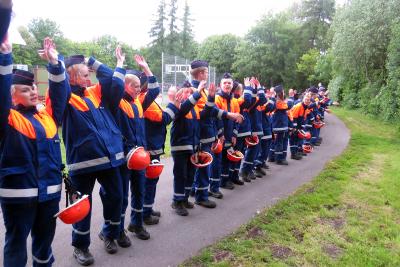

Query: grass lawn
left=182, top=107, right=400, bottom=266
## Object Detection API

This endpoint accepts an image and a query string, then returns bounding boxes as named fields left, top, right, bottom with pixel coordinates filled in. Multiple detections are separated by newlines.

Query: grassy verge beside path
left=183, top=108, right=400, bottom=266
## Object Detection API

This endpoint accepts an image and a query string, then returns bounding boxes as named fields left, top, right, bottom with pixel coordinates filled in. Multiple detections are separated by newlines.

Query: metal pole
left=161, top=52, right=164, bottom=102
left=174, top=56, right=177, bottom=86
left=213, top=67, right=216, bottom=84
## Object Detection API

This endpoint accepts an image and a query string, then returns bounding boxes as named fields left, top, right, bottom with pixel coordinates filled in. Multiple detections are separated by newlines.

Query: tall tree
left=180, top=0, right=195, bottom=59
left=296, top=0, right=335, bottom=51
left=28, top=18, right=64, bottom=43
left=166, top=0, right=179, bottom=55
left=149, top=0, right=167, bottom=49
left=198, top=34, right=241, bottom=74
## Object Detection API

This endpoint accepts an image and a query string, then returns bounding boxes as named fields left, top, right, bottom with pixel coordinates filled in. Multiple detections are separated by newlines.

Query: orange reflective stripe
left=8, top=110, right=36, bottom=139
left=134, top=98, right=143, bottom=118
left=44, top=88, right=53, bottom=117
left=34, top=111, right=57, bottom=138
left=185, top=105, right=200, bottom=119
left=8, top=109, right=57, bottom=139
left=144, top=102, right=163, bottom=122
left=69, top=93, right=89, bottom=112
left=119, top=99, right=134, bottom=118
left=231, top=98, right=240, bottom=113
left=85, top=84, right=101, bottom=108
left=276, top=100, right=288, bottom=110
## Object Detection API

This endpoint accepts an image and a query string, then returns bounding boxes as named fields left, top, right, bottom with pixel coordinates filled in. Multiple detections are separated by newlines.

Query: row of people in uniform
left=0, top=29, right=331, bottom=267
left=170, top=63, right=331, bottom=218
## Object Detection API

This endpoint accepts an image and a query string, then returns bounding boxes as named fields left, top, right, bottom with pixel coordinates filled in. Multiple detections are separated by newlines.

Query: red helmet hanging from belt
left=297, top=130, right=311, bottom=140
left=313, top=121, right=325, bottom=129
left=227, top=148, right=244, bottom=162
left=190, top=151, right=213, bottom=168
left=54, top=194, right=90, bottom=224
left=126, top=146, right=150, bottom=170
left=211, top=139, right=223, bottom=154
left=145, top=159, right=164, bottom=179
left=245, top=135, right=259, bottom=147
left=302, top=144, right=313, bottom=153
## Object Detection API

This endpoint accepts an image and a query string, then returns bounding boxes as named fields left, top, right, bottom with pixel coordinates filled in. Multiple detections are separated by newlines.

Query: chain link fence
left=160, top=53, right=221, bottom=104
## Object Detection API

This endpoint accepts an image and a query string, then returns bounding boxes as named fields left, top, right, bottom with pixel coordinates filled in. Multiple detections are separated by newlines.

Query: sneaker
left=254, top=166, right=266, bottom=176
left=171, top=201, right=189, bottom=216
left=127, top=224, right=150, bottom=240
left=143, top=215, right=160, bottom=225
left=98, top=232, right=118, bottom=254
left=232, top=179, right=244, bottom=185
left=116, top=230, right=131, bottom=248
left=208, top=190, right=223, bottom=199
left=195, top=199, right=217, bottom=208
left=151, top=210, right=161, bottom=217
left=276, top=160, right=289, bottom=165
left=183, top=199, right=194, bottom=209
left=73, top=247, right=94, bottom=266
left=221, top=181, right=235, bottom=190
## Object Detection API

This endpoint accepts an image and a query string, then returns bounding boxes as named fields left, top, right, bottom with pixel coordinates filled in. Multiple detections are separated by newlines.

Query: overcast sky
left=11, top=0, right=342, bottom=48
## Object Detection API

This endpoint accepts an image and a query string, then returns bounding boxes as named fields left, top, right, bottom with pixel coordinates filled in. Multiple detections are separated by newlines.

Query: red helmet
left=313, top=121, right=325, bottom=129
left=211, top=139, right=223, bottom=154
left=302, top=144, right=313, bottom=153
left=55, top=195, right=90, bottom=224
left=190, top=151, right=213, bottom=168
left=297, top=130, right=311, bottom=140
left=145, top=159, right=164, bottom=179
left=227, top=149, right=244, bottom=162
left=245, top=135, right=259, bottom=147
left=126, top=146, right=150, bottom=170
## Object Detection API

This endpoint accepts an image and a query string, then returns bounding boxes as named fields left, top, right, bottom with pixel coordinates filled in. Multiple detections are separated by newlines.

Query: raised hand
left=208, top=82, right=216, bottom=97
left=134, top=54, right=153, bottom=76
left=288, top=88, right=295, bottom=97
left=0, top=33, right=11, bottom=54
left=197, top=80, right=207, bottom=93
left=115, top=45, right=125, bottom=68
left=38, top=37, right=58, bottom=65
left=244, top=77, right=250, bottom=87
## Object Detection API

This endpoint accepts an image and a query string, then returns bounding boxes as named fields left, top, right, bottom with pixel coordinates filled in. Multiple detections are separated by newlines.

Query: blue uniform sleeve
left=162, top=103, right=179, bottom=125
left=0, top=52, right=12, bottom=139
left=46, top=55, right=71, bottom=126
left=87, top=57, right=124, bottom=110
left=287, top=97, right=295, bottom=109
left=257, top=87, right=267, bottom=106
left=265, top=98, right=275, bottom=113
left=0, top=6, right=12, bottom=43
left=176, top=91, right=201, bottom=118
left=242, top=86, right=253, bottom=109
left=142, top=76, right=160, bottom=112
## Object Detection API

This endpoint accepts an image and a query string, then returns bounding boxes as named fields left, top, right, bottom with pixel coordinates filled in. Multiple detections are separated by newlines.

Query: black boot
left=221, top=181, right=235, bottom=190
left=151, top=210, right=161, bottom=217
left=254, top=166, right=266, bottom=176
left=143, top=215, right=160, bottom=225
left=73, top=247, right=94, bottom=266
left=127, top=224, right=150, bottom=240
left=276, top=159, right=289, bottom=165
left=291, top=154, right=302, bottom=160
left=260, top=162, right=270, bottom=170
left=116, top=230, right=131, bottom=248
left=183, top=199, right=194, bottom=209
left=239, top=171, right=251, bottom=183
left=208, top=190, right=223, bottom=199
left=195, top=199, right=217, bottom=208
left=171, top=201, right=189, bottom=216
left=98, top=232, right=118, bottom=254
left=232, top=179, right=244, bottom=185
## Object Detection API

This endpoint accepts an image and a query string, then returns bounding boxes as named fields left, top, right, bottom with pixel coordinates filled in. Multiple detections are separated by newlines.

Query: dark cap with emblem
left=65, top=55, right=85, bottom=68
left=309, top=86, right=319, bottom=94
left=190, top=60, right=209, bottom=70
left=274, top=84, right=283, bottom=94
left=12, top=69, right=35, bottom=86
left=222, top=72, right=232, bottom=79
left=182, top=80, right=192, bottom=88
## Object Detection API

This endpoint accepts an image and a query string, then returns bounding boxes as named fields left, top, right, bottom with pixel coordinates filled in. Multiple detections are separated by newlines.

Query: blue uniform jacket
left=63, top=57, right=125, bottom=176
left=0, top=53, right=69, bottom=203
